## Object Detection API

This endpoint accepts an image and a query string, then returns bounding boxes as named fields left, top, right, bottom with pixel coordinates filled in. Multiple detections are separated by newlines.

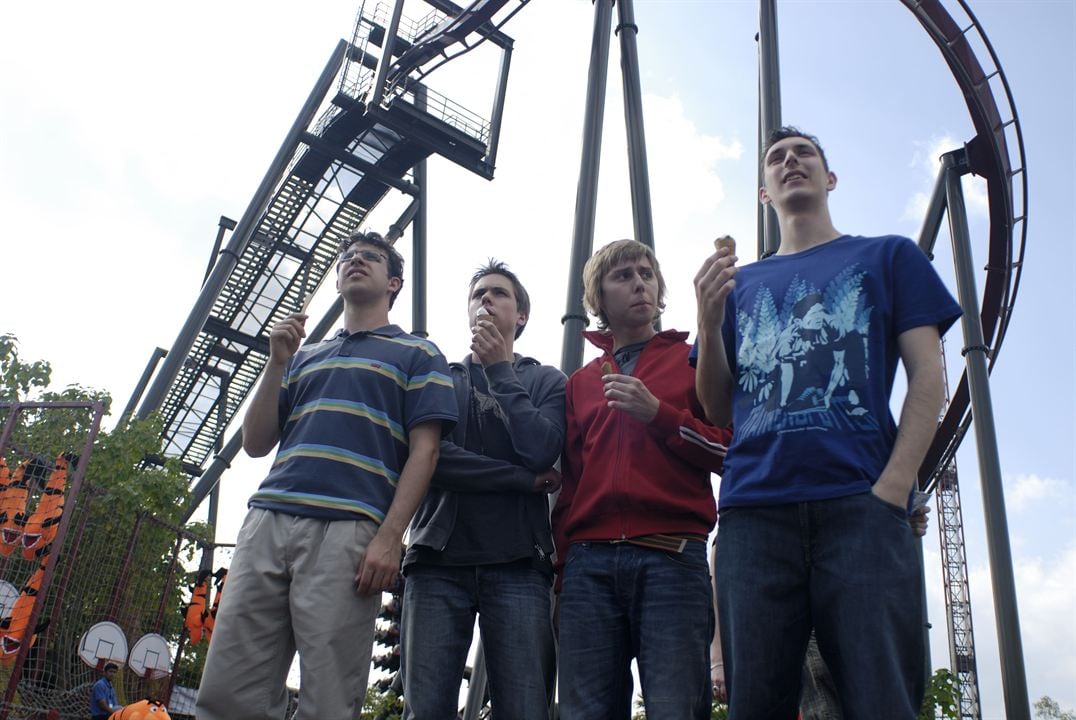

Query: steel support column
left=561, top=0, right=614, bottom=374
left=461, top=641, right=488, bottom=720
left=136, top=40, right=349, bottom=420
left=616, top=0, right=655, bottom=251
left=941, top=149, right=1029, bottom=720
left=757, top=0, right=782, bottom=257
left=412, top=87, right=429, bottom=338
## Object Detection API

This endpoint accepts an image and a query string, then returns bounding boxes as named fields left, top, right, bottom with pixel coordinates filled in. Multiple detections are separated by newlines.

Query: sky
left=2, top=0, right=1074, bottom=715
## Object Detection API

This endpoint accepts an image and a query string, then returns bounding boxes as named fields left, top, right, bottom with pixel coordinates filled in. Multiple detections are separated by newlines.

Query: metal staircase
left=135, top=0, right=521, bottom=485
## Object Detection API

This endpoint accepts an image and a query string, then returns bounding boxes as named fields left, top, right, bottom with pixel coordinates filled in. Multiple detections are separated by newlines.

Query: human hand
left=268, top=313, right=308, bottom=365
left=909, top=504, right=930, bottom=538
left=694, top=246, right=738, bottom=332
left=354, top=530, right=401, bottom=596
left=712, top=661, right=727, bottom=702
left=603, top=373, right=660, bottom=423
left=534, top=468, right=562, bottom=494
left=871, top=473, right=913, bottom=510
left=470, top=316, right=511, bottom=367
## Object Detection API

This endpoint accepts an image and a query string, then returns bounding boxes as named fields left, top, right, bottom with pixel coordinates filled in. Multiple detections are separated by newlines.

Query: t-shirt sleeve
left=404, top=345, right=458, bottom=436
left=891, top=236, right=963, bottom=337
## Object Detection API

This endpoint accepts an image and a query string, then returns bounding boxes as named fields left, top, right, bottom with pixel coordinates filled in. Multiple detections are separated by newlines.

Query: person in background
left=89, top=662, right=121, bottom=720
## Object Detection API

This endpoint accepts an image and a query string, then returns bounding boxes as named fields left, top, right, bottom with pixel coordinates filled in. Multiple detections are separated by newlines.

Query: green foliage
left=632, top=697, right=727, bottom=719
left=0, top=333, right=51, bottom=403
left=362, top=685, right=403, bottom=719
left=1035, top=696, right=1076, bottom=720
left=919, top=668, right=960, bottom=720
left=0, top=335, right=203, bottom=699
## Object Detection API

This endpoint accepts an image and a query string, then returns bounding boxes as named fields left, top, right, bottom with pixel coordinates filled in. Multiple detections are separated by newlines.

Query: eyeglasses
left=338, top=248, right=386, bottom=265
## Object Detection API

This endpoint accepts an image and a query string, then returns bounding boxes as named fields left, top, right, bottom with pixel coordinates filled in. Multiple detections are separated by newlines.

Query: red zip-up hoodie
left=552, top=330, right=732, bottom=584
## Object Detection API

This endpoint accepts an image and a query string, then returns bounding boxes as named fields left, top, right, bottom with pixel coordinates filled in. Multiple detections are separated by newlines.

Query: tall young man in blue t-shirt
left=693, top=128, right=962, bottom=719
left=196, top=231, right=456, bottom=720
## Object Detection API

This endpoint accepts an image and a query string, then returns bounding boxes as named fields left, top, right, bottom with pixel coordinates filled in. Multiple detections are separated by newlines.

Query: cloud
left=1006, top=473, right=1072, bottom=513
left=903, top=134, right=990, bottom=224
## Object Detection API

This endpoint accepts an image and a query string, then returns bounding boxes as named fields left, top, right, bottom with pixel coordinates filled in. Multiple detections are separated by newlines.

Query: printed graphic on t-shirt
left=735, top=264, right=881, bottom=440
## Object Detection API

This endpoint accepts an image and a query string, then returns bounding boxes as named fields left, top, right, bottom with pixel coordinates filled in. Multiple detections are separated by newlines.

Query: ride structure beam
left=135, top=41, right=349, bottom=423
left=941, top=148, right=1029, bottom=720
left=616, top=0, right=655, bottom=251
left=560, top=0, right=614, bottom=374
left=757, top=0, right=782, bottom=258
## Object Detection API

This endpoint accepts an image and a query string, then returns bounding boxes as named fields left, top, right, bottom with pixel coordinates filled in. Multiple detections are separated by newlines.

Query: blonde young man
left=553, top=239, right=732, bottom=719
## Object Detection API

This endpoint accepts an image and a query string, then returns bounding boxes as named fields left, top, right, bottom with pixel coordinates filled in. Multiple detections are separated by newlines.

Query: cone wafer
left=714, top=235, right=736, bottom=256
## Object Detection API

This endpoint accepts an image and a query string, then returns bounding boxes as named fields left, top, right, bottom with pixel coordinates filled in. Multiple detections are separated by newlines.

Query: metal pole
left=916, top=161, right=949, bottom=257
left=120, top=347, right=166, bottom=422
left=615, top=0, right=655, bottom=251
left=561, top=0, right=614, bottom=374
left=758, top=0, right=782, bottom=257
left=485, top=44, right=514, bottom=170
left=941, top=149, right=1030, bottom=720
left=461, top=641, right=488, bottom=720
left=203, top=216, right=238, bottom=284
left=136, top=40, right=348, bottom=420
left=372, top=0, right=406, bottom=106
left=413, top=86, right=429, bottom=339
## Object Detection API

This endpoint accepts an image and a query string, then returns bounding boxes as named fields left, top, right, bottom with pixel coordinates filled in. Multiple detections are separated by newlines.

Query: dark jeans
left=715, top=492, right=926, bottom=720
left=401, top=562, right=554, bottom=720
left=557, top=541, right=714, bottom=720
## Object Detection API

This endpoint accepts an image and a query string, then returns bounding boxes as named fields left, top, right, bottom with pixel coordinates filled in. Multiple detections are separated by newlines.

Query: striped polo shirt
left=249, top=325, right=457, bottom=522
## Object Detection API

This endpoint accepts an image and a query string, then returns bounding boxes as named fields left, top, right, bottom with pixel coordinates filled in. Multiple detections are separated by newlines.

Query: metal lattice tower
left=937, top=339, right=982, bottom=719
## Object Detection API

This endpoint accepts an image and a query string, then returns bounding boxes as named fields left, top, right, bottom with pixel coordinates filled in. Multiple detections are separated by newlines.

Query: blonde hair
left=582, top=239, right=666, bottom=331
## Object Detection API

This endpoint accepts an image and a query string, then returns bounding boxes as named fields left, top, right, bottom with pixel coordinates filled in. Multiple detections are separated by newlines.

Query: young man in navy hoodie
left=553, top=239, right=732, bottom=720
left=402, top=260, right=564, bottom=719
left=693, top=128, right=961, bottom=719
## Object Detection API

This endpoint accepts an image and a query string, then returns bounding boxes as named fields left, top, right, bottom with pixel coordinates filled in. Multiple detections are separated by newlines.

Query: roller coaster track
left=900, top=3, right=1027, bottom=716
left=900, top=0, right=1028, bottom=489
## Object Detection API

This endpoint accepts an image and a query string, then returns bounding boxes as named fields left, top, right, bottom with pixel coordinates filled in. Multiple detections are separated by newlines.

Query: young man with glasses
left=401, top=260, right=564, bottom=719
left=552, top=239, right=732, bottom=719
left=693, top=127, right=961, bottom=718
left=196, top=230, right=457, bottom=720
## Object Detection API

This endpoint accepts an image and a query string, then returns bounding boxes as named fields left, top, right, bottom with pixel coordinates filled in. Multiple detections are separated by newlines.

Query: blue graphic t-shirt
left=711, top=235, right=961, bottom=509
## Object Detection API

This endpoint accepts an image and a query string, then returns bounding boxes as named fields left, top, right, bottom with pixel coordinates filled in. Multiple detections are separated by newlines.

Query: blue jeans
left=557, top=541, right=714, bottom=720
left=401, top=562, right=554, bottom=720
left=715, top=492, right=926, bottom=720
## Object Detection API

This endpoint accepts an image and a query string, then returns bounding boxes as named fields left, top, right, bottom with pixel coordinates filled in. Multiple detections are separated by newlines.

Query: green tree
left=1035, top=696, right=1076, bottom=720
left=362, top=686, right=403, bottom=719
left=0, top=335, right=203, bottom=712
left=918, top=669, right=960, bottom=720
left=0, top=334, right=51, bottom=403
left=632, top=697, right=727, bottom=719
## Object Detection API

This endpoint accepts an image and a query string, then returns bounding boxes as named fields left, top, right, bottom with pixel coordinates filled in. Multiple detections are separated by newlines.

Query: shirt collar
left=328, top=324, right=404, bottom=341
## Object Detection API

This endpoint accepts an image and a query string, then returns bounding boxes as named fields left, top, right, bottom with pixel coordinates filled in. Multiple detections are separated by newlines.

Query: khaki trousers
left=195, top=508, right=380, bottom=720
